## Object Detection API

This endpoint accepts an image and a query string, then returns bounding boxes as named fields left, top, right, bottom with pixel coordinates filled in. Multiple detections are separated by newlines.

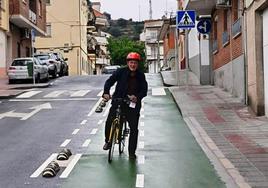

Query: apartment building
left=35, top=0, right=89, bottom=75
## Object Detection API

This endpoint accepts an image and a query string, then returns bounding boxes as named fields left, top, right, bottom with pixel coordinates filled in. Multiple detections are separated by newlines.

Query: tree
left=107, top=37, right=146, bottom=72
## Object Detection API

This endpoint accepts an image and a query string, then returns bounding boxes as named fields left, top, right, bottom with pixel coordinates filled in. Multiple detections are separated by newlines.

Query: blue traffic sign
left=176, top=10, right=196, bottom=29
left=197, top=19, right=211, bottom=34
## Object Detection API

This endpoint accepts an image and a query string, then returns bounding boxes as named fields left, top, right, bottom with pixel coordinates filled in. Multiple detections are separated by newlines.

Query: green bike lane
left=61, top=75, right=226, bottom=188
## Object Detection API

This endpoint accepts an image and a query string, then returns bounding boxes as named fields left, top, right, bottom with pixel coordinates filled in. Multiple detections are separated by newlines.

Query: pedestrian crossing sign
left=176, top=10, right=196, bottom=29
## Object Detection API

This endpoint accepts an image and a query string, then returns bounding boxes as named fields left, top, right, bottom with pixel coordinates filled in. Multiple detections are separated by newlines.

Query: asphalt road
left=0, top=74, right=226, bottom=188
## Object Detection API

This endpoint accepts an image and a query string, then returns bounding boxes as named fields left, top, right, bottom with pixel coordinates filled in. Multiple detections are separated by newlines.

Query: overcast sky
left=96, top=0, right=178, bottom=21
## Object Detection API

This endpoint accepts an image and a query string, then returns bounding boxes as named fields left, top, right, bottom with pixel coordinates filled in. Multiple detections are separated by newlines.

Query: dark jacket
left=103, top=67, right=148, bottom=111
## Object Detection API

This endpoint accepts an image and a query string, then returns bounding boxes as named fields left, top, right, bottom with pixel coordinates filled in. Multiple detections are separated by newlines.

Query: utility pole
left=149, top=0, right=152, bottom=20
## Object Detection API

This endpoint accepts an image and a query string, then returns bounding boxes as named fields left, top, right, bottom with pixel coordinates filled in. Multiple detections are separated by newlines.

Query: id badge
left=129, top=102, right=136, bottom=108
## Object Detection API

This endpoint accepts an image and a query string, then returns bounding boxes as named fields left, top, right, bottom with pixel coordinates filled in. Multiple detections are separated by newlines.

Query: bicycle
left=107, top=98, right=130, bottom=163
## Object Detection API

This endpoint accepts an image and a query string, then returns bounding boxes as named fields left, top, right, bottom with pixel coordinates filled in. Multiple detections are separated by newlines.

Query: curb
left=159, top=72, right=176, bottom=87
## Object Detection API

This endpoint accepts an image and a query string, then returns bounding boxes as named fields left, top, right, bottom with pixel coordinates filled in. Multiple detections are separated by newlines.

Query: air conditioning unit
left=216, top=0, right=231, bottom=9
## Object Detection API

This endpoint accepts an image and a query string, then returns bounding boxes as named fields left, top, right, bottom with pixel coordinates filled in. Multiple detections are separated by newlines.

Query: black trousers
left=105, top=105, right=140, bottom=155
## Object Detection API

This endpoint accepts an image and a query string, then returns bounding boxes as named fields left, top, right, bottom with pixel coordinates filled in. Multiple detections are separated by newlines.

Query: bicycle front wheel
left=108, top=126, right=116, bottom=163
left=119, top=122, right=127, bottom=154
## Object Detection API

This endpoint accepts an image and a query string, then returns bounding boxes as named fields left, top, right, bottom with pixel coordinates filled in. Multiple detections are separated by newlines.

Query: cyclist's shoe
left=103, top=142, right=111, bottom=150
left=129, top=154, right=137, bottom=160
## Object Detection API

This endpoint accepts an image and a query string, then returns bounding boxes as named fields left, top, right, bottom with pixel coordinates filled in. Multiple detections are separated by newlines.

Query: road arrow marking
left=0, top=103, right=52, bottom=120
left=21, top=103, right=52, bottom=120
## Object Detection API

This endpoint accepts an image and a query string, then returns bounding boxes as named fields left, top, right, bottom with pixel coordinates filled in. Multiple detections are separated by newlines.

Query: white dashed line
left=140, top=122, right=144, bottom=127
left=82, top=139, right=91, bottom=147
left=139, top=130, right=144, bottom=137
left=152, top=88, right=166, bottom=96
left=80, top=120, right=87, bottom=125
left=90, top=128, right=98, bottom=135
left=141, top=108, right=144, bottom=112
left=97, top=90, right=103, bottom=97
left=60, top=154, right=82, bottom=178
left=103, top=104, right=111, bottom=117
left=30, top=153, right=58, bottom=178
left=136, top=174, right=144, bottom=187
left=72, top=129, right=80, bottom=135
left=88, top=97, right=103, bottom=117
left=138, top=155, right=145, bottom=164
left=138, top=141, right=144, bottom=149
left=60, top=139, right=71, bottom=147
left=98, top=119, right=103, bottom=125
left=141, top=114, right=145, bottom=118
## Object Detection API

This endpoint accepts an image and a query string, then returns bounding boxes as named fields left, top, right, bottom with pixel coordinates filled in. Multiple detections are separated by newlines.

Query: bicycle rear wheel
left=119, top=122, right=127, bottom=154
left=108, top=125, right=116, bottom=163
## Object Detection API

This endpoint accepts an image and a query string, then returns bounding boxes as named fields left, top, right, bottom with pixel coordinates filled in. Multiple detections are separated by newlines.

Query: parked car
left=34, top=53, right=61, bottom=78
left=102, top=65, right=120, bottom=74
left=53, top=52, right=69, bottom=76
left=8, top=57, right=49, bottom=84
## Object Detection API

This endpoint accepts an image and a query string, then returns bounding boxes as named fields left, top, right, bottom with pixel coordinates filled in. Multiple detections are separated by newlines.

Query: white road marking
left=141, top=114, right=145, bottom=118
left=72, top=129, right=80, bottom=135
left=60, top=139, right=71, bottom=147
left=88, top=97, right=103, bottom=117
left=82, top=139, right=91, bottom=147
left=30, top=153, right=58, bottom=178
left=80, top=120, right=87, bottom=125
left=16, top=91, right=42, bottom=98
left=97, top=90, right=103, bottom=97
left=10, top=98, right=98, bottom=102
left=21, top=103, right=52, bottom=120
left=44, top=90, right=66, bottom=98
left=59, top=154, right=82, bottom=178
left=142, top=102, right=144, bottom=107
left=138, top=141, right=144, bottom=149
left=90, top=128, right=98, bottom=135
left=140, top=122, right=144, bottom=127
left=103, top=103, right=111, bottom=117
left=138, top=155, right=145, bottom=164
left=152, top=88, right=166, bottom=96
left=70, top=90, right=90, bottom=97
left=141, top=108, right=144, bottom=112
left=98, top=119, right=103, bottom=125
left=136, top=174, right=144, bottom=187
left=139, top=130, right=144, bottom=137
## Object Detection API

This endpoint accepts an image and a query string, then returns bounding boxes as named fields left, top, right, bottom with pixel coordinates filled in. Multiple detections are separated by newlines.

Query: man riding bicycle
left=102, top=52, right=148, bottom=160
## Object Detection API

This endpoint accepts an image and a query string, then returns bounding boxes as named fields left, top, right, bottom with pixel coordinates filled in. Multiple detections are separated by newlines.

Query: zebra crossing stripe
left=44, top=90, right=66, bottom=98
left=59, top=154, right=82, bottom=178
left=70, top=90, right=90, bottom=97
left=152, top=88, right=166, bottom=96
left=16, top=91, right=42, bottom=98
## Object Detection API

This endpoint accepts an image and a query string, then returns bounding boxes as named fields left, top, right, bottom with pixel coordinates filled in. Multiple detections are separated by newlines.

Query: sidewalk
left=161, top=71, right=268, bottom=188
left=0, top=76, right=50, bottom=99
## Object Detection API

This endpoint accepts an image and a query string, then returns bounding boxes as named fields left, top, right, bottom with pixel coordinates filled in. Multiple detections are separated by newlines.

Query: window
left=46, top=23, right=51, bottom=36
left=46, top=0, right=50, bottom=5
left=223, top=10, right=228, bottom=32
left=38, top=0, right=42, bottom=16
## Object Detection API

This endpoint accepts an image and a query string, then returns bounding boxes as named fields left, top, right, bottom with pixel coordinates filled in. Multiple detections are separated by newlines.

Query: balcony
left=29, top=10, right=36, bottom=24
left=222, top=31, right=229, bottom=46
left=183, top=0, right=217, bottom=15
left=232, top=17, right=242, bottom=38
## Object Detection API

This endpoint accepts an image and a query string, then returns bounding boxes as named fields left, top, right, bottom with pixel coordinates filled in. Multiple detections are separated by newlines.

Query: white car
left=34, top=53, right=61, bottom=78
left=8, top=57, right=49, bottom=84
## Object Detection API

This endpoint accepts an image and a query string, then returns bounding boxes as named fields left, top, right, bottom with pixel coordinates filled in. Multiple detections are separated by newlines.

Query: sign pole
left=175, top=26, right=179, bottom=86
left=31, top=29, right=35, bottom=85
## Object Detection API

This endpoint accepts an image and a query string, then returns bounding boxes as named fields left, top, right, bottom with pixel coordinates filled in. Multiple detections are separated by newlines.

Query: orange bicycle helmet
left=126, top=52, right=141, bottom=61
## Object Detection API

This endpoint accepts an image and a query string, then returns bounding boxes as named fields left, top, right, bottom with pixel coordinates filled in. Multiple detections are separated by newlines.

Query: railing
left=29, top=10, right=37, bottom=24
left=222, top=31, right=229, bottom=46
left=213, top=40, right=218, bottom=53
left=232, top=17, right=241, bottom=38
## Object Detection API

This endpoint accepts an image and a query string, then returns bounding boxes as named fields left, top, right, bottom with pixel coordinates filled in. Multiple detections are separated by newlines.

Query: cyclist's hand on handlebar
left=128, top=95, right=137, bottom=103
left=103, top=94, right=110, bottom=101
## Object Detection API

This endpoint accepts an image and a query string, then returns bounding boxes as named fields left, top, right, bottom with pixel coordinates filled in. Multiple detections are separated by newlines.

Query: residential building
left=0, top=0, right=10, bottom=77
left=244, top=0, right=268, bottom=116
left=35, top=0, right=89, bottom=75
left=143, top=19, right=164, bottom=73
left=9, top=0, right=46, bottom=59
left=183, top=0, right=244, bottom=97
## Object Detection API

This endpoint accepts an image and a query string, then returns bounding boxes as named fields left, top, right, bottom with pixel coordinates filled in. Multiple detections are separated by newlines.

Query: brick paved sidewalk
left=170, top=85, right=268, bottom=188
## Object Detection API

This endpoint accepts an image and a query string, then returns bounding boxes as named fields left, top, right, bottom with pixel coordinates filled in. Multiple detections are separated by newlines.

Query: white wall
left=263, top=8, right=268, bottom=116
left=0, top=31, right=6, bottom=68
